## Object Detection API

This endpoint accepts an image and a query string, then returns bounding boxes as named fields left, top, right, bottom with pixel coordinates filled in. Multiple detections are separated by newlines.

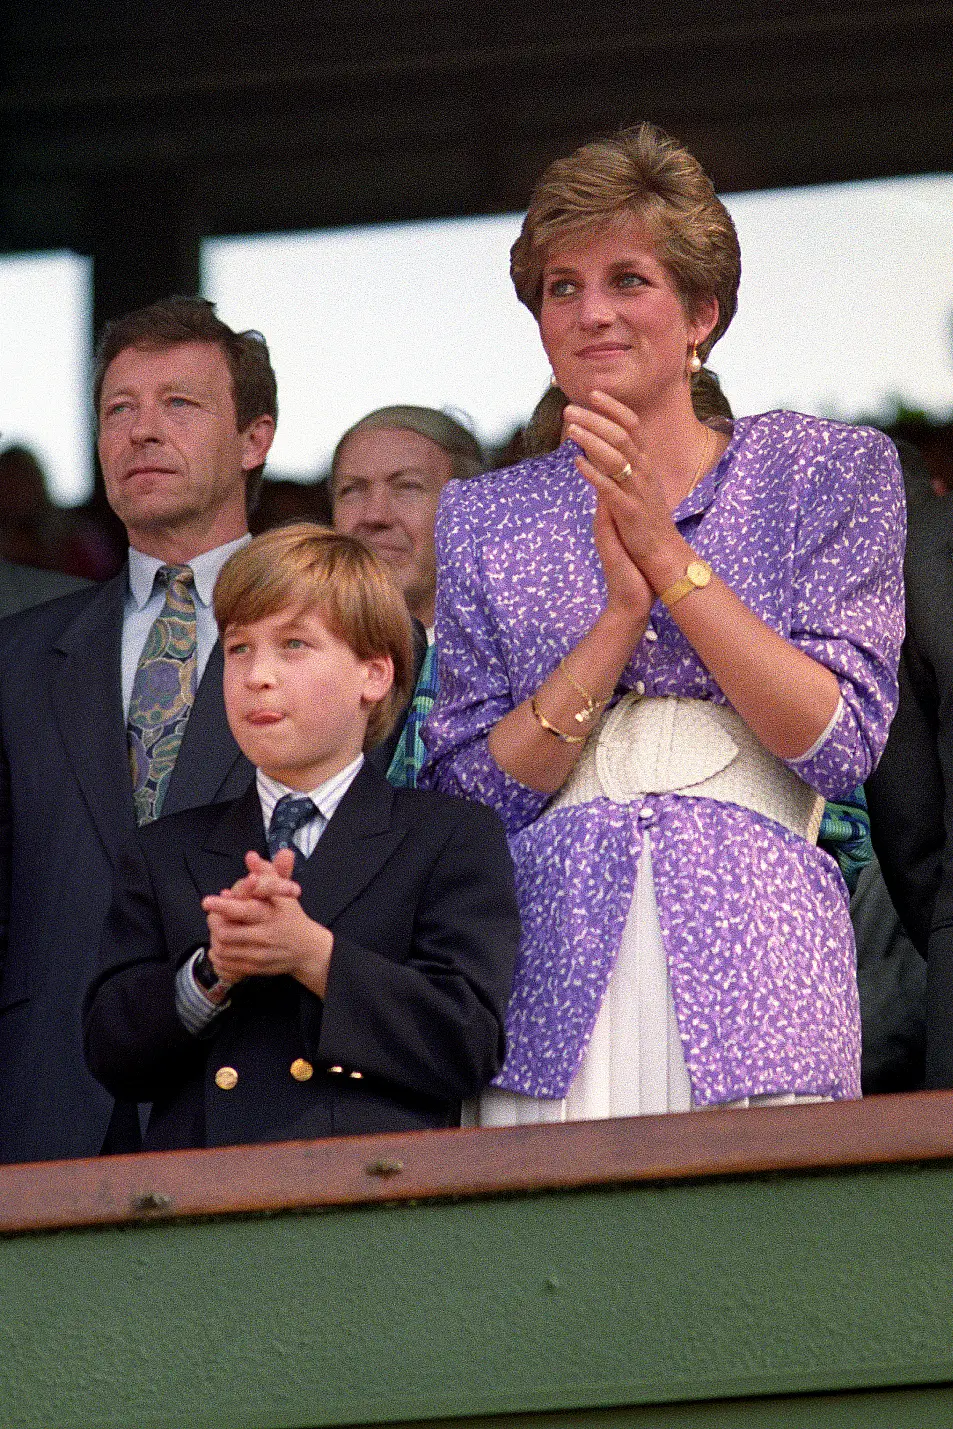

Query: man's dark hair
left=93, top=296, right=278, bottom=509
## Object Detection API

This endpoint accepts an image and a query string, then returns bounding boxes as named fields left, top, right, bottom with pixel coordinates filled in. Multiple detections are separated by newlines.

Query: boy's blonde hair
left=214, top=523, right=415, bottom=749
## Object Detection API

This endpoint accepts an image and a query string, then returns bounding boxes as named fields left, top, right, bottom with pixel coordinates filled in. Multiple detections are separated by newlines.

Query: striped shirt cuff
left=175, top=949, right=231, bottom=1035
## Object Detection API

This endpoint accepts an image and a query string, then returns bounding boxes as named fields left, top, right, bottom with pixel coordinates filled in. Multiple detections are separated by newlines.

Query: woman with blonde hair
left=422, top=122, right=905, bottom=1123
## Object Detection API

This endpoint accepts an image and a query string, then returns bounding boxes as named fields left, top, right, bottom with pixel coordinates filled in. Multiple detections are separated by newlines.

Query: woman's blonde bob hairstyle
left=214, top=523, right=415, bottom=750
left=510, top=121, right=741, bottom=363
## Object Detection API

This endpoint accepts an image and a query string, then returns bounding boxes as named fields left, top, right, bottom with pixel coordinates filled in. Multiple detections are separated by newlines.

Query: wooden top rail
left=2, top=1088, right=953, bottom=1236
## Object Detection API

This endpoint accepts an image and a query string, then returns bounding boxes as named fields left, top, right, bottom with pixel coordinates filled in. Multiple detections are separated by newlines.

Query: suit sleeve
left=310, top=799, right=520, bottom=1102
left=0, top=715, right=11, bottom=988
left=867, top=637, right=943, bottom=954
left=83, top=834, right=207, bottom=1101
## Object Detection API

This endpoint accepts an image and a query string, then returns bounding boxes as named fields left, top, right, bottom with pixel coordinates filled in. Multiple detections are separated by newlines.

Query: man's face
left=332, top=427, right=453, bottom=627
left=97, top=341, right=274, bottom=558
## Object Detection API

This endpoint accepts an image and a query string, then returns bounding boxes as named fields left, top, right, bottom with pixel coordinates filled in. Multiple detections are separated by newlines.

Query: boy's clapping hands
left=202, top=848, right=334, bottom=997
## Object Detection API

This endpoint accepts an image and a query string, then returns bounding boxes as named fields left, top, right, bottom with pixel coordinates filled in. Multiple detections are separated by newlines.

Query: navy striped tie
left=267, top=794, right=319, bottom=867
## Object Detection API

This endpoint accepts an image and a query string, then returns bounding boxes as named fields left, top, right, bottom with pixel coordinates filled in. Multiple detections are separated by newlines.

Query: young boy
left=84, top=524, right=520, bottom=1150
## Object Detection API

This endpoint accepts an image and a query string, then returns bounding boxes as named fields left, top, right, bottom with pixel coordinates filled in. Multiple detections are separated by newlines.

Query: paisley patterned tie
left=127, top=565, right=198, bottom=824
left=267, top=793, right=319, bottom=869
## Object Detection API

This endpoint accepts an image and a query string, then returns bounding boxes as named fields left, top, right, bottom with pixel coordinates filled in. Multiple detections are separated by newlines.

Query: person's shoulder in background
left=0, top=558, right=92, bottom=621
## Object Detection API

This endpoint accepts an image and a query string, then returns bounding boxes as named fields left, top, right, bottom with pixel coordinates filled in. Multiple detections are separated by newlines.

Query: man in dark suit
left=868, top=489, right=953, bottom=1086
left=0, top=296, right=277, bottom=1163
left=83, top=524, right=519, bottom=1149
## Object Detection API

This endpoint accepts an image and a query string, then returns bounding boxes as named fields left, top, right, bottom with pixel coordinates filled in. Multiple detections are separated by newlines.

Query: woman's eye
left=225, top=642, right=248, bottom=657
left=285, top=638, right=306, bottom=650
left=616, top=271, right=645, bottom=290
left=546, top=278, right=576, bottom=299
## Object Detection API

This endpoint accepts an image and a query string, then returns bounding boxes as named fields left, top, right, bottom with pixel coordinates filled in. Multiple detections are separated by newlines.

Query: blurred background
left=2, top=1, right=952, bottom=575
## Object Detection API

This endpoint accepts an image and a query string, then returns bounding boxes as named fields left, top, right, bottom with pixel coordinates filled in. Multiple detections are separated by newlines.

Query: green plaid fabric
left=387, top=642, right=439, bottom=790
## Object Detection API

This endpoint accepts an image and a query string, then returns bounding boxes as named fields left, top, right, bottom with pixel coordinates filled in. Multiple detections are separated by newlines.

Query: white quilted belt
left=551, top=693, right=825, bottom=843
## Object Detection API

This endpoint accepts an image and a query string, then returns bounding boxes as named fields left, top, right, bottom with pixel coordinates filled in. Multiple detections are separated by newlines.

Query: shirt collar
left=256, top=753, right=365, bottom=828
left=127, top=534, right=252, bottom=611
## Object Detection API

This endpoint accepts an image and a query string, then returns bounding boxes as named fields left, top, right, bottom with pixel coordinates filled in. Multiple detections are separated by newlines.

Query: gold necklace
left=685, top=424, right=713, bottom=500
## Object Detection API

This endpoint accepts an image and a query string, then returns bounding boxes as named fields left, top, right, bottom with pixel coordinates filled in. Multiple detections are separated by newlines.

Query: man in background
left=330, top=405, right=483, bottom=637
left=330, top=406, right=483, bottom=785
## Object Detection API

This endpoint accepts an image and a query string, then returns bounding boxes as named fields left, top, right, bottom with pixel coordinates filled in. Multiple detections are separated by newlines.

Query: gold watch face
left=686, top=560, right=712, bottom=589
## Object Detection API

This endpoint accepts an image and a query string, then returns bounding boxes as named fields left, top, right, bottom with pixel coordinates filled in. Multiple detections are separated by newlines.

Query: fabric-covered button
left=634, top=681, right=646, bottom=696
left=637, top=807, right=655, bottom=824
left=644, top=627, right=658, bottom=643
left=214, top=1066, right=238, bottom=1090
left=290, top=1058, right=314, bottom=1082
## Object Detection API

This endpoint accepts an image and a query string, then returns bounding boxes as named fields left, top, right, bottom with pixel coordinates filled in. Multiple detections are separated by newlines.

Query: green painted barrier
left=1, top=1093, right=952, bottom=1428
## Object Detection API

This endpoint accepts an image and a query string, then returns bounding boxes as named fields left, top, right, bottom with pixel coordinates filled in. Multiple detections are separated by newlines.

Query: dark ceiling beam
left=2, top=2, right=952, bottom=322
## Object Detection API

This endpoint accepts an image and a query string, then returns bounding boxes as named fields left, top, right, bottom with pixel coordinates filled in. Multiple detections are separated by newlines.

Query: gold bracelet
left=530, top=695, right=588, bottom=745
left=556, top=657, right=610, bottom=725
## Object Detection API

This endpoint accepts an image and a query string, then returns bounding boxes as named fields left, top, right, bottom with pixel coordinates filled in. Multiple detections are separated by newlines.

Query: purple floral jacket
left=421, top=412, right=905, bottom=1104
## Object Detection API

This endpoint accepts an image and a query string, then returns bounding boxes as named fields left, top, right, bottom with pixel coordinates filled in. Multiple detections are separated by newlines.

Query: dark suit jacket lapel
left=53, top=574, right=136, bottom=862
left=296, top=762, right=404, bottom=928
left=183, top=764, right=404, bottom=919
left=185, top=782, right=267, bottom=895
left=164, top=641, right=247, bottom=815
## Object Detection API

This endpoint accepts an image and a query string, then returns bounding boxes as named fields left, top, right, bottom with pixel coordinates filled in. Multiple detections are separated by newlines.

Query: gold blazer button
left=290, top=1058, right=314, bottom=1082
left=214, top=1066, right=239, bottom=1091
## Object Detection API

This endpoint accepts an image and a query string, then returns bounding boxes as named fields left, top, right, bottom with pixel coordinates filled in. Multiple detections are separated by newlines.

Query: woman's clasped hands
left=564, top=388, right=689, bottom=611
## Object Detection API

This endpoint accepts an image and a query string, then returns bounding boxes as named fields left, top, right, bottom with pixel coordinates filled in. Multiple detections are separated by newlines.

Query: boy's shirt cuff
left=175, top=949, right=231, bottom=1035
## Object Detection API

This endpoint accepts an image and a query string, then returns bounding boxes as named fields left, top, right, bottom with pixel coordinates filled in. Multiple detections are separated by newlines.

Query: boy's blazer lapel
left=185, top=762, right=404, bottom=923
left=186, top=782, right=268, bottom=896
left=295, top=762, right=404, bottom=927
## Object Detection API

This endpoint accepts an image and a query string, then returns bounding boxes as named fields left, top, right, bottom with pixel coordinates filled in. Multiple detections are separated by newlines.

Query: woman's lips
left=575, top=344, right=629, bottom=359
left=246, top=710, right=283, bottom=726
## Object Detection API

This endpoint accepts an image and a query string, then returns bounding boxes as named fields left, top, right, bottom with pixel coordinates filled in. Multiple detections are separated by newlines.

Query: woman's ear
left=690, top=297, right=720, bottom=353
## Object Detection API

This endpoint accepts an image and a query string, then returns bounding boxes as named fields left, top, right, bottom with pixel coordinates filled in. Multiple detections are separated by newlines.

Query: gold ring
left=614, top=462, right=633, bottom=483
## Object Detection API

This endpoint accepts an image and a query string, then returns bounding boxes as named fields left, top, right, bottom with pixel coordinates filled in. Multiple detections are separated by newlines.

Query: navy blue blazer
left=0, top=573, right=253, bottom=1163
left=84, top=764, right=519, bottom=1149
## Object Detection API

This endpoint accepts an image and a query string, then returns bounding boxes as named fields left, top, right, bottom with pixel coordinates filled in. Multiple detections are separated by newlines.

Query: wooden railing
left=5, top=1093, right=953, bottom=1428
left=3, top=1087, right=953, bottom=1235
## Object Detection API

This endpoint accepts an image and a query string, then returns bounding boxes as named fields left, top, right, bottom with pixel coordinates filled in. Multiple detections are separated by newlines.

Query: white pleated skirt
left=466, top=832, right=828, bottom=1127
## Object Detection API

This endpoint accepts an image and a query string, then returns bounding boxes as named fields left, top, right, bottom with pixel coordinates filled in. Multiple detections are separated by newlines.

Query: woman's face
left=538, top=216, right=717, bottom=413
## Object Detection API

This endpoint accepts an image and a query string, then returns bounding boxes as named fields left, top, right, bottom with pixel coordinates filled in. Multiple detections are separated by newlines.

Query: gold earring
left=689, top=345, right=702, bottom=375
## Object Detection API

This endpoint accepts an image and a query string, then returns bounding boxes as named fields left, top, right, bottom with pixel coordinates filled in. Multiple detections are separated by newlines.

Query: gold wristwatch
left=659, top=557, right=713, bottom=609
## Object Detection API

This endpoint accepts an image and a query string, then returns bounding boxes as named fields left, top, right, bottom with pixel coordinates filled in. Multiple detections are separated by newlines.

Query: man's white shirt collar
left=127, top=533, right=252, bottom=610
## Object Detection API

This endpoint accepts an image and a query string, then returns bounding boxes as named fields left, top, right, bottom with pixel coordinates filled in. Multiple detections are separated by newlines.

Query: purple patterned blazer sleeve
left=421, top=477, right=551, bottom=836
left=784, top=423, right=905, bottom=796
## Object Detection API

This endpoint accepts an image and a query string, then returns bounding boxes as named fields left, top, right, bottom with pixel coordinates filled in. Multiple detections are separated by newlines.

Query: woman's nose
left=577, top=286, right=614, bottom=328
